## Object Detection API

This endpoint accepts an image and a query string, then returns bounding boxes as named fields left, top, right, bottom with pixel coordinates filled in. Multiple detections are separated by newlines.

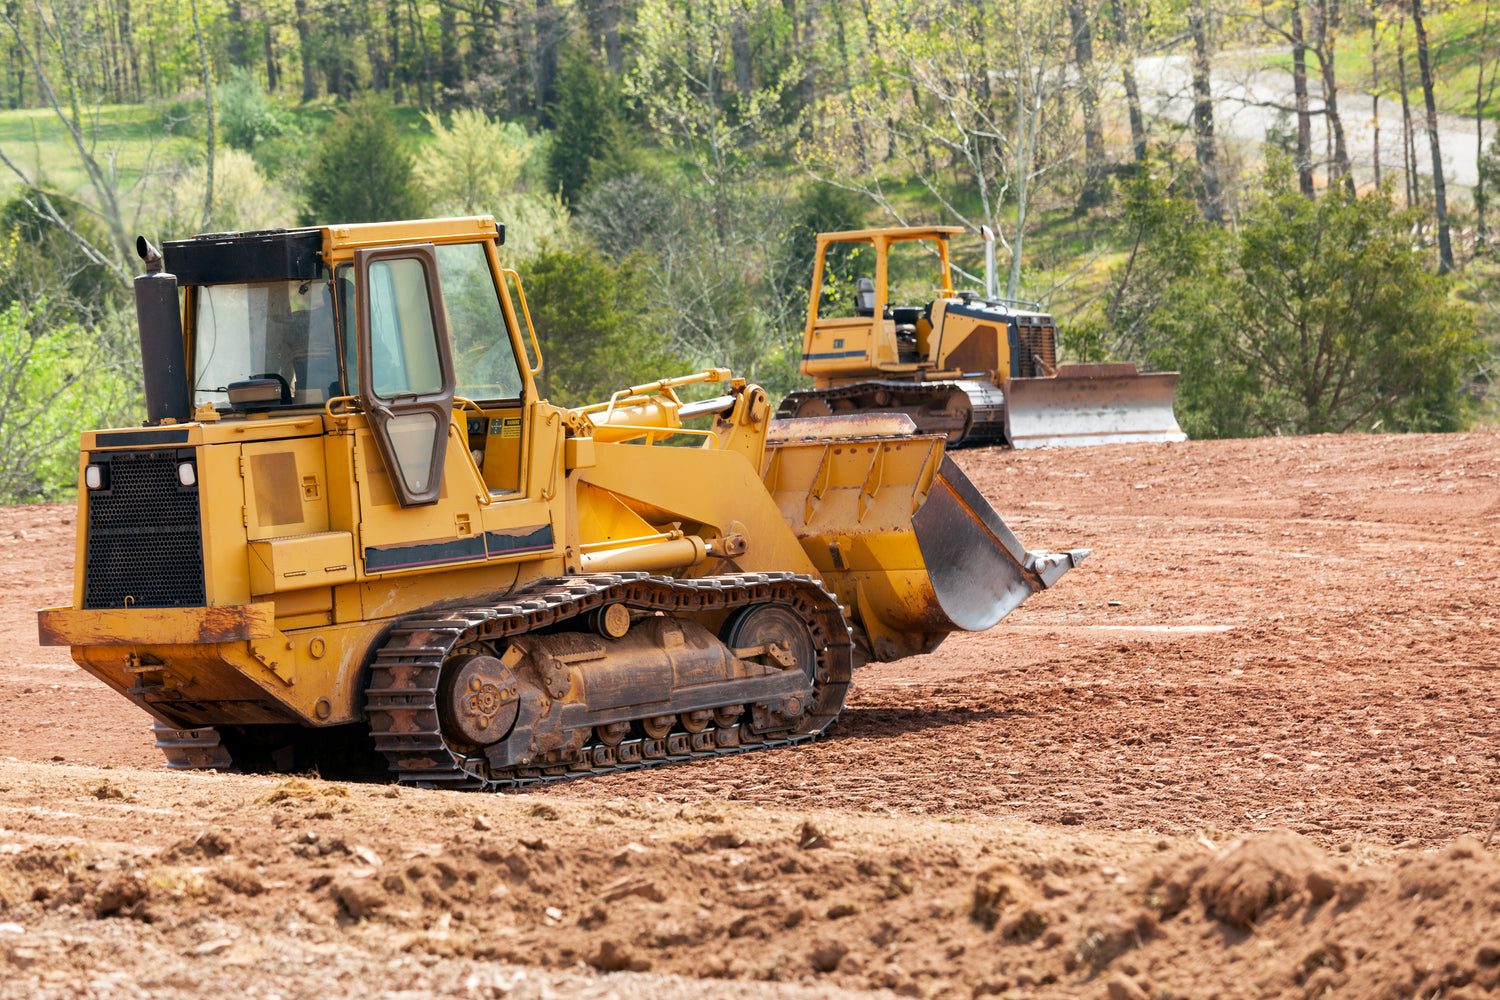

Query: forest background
left=1, top=0, right=1498, bottom=502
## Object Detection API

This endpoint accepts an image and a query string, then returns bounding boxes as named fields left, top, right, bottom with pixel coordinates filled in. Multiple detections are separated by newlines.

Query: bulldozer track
left=778, top=381, right=966, bottom=419
left=778, top=381, right=1007, bottom=446
left=364, top=571, right=853, bottom=790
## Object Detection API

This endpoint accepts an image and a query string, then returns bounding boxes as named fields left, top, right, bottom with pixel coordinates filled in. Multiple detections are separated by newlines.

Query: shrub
left=215, top=67, right=285, bottom=151
left=301, top=96, right=427, bottom=224
left=1153, top=159, right=1480, bottom=436
left=546, top=46, right=639, bottom=207
left=415, top=108, right=534, bottom=217
left=517, top=246, right=678, bottom=407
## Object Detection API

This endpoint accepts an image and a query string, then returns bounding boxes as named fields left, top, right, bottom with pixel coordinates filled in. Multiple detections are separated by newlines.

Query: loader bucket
left=1004, top=363, right=1186, bottom=449
left=762, top=422, right=1088, bottom=662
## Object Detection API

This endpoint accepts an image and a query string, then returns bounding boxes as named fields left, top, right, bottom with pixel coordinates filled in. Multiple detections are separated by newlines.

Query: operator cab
left=168, top=230, right=527, bottom=416
left=165, top=223, right=536, bottom=507
left=803, top=226, right=962, bottom=377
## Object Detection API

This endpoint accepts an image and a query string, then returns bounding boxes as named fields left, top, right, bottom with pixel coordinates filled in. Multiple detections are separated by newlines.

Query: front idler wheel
left=723, top=604, right=818, bottom=683
left=436, top=652, right=521, bottom=751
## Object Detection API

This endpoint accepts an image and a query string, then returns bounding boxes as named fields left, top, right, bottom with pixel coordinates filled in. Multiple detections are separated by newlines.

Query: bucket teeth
left=1024, top=548, right=1091, bottom=589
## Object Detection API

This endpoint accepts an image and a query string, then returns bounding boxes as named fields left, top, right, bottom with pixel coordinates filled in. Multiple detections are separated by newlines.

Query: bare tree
left=800, top=0, right=1078, bottom=301
left=1107, top=0, right=1147, bottom=162
left=1370, top=3, right=1381, bottom=187
left=1311, top=0, right=1354, bottom=193
left=1410, top=0, right=1453, bottom=273
left=1475, top=0, right=1497, bottom=245
left=0, top=4, right=134, bottom=285
left=1290, top=0, right=1314, bottom=196
left=1396, top=7, right=1417, bottom=208
left=1068, top=0, right=1104, bottom=201
left=1188, top=0, right=1221, bottom=222
left=190, top=0, right=215, bottom=232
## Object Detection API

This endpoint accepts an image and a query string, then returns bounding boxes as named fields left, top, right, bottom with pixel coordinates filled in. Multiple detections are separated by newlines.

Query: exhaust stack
left=133, top=236, right=191, bottom=425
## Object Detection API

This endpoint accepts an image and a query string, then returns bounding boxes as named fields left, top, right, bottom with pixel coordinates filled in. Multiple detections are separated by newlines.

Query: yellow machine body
left=784, top=227, right=1185, bottom=448
left=37, top=216, right=1085, bottom=786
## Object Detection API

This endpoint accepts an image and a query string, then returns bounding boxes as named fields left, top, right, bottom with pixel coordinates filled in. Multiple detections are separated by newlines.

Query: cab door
left=343, top=239, right=562, bottom=583
left=354, top=244, right=454, bottom=508
left=347, top=244, right=489, bottom=577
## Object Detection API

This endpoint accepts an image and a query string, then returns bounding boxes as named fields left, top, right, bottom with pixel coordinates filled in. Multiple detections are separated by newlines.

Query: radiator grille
left=83, top=450, right=206, bottom=609
left=1013, top=317, right=1057, bottom=378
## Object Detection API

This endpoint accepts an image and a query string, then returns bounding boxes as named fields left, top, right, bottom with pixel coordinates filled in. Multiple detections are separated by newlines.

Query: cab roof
left=817, top=225, right=966, bottom=243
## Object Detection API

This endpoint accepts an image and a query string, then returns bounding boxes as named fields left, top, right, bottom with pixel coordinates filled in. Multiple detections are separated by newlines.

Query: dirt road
left=2, top=431, right=1498, bottom=998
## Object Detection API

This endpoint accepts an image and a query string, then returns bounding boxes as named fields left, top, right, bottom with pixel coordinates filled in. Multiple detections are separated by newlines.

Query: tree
left=1082, top=159, right=1222, bottom=366
left=517, top=245, right=679, bottom=407
left=800, top=0, right=1077, bottom=301
left=1106, top=0, right=1148, bottom=163
left=1157, top=161, right=1478, bottom=436
left=415, top=108, right=533, bottom=217
left=1290, top=0, right=1315, bottom=197
left=1475, top=0, right=1498, bottom=246
left=1187, top=0, right=1221, bottom=222
left=0, top=190, right=122, bottom=327
left=0, top=298, right=136, bottom=501
left=1067, top=0, right=1104, bottom=203
left=546, top=45, right=636, bottom=208
left=1410, top=0, right=1453, bottom=273
left=301, top=95, right=427, bottom=224
left=1310, top=0, right=1354, bottom=194
left=629, top=0, right=799, bottom=187
left=216, top=65, right=288, bottom=151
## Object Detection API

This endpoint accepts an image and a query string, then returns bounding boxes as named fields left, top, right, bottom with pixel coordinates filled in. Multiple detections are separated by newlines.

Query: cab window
left=436, top=242, right=525, bottom=402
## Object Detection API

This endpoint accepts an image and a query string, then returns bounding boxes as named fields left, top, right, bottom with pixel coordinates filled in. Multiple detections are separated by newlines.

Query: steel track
left=777, top=382, right=1007, bottom=446
left=153, top=572, right=853, bottom=788
left=366, top=570, right=854, bottom=790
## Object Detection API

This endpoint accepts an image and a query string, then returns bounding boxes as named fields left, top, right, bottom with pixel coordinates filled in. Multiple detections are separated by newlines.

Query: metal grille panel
left=1015, top=320, right=1057, bottom=378
left=83, top=450, right=206, bottom=609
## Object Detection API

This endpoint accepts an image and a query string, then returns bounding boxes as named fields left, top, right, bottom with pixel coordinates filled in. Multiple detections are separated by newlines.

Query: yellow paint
left=38, top=603, right=275, bottom=646
left=248, top=531, right=357, bottom=595
left=50, top=214, right=1013, bottom=743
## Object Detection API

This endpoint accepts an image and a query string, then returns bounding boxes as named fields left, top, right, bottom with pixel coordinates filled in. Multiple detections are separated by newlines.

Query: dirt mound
left=1158, top=829, right=1339, bottom=926
left=1126, top=833, right=1500, bottom=1000
left=3, top=766, right=1500, bottom=999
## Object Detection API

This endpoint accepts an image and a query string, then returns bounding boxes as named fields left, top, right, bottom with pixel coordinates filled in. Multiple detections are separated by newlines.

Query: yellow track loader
left=778, top=226, right=1186, bottom=449
left=36, top=217, right=1086, bottom=788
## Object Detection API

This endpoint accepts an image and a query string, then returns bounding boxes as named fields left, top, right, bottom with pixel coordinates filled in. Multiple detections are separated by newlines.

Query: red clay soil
left=1, top=431, right=1498, bottom=999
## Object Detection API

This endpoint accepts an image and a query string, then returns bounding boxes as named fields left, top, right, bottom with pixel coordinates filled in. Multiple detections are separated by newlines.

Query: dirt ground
left=2, top=431, right=1499, bottom=999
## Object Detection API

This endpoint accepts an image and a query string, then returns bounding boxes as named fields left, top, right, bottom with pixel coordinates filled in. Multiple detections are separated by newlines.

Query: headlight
left=84, top=464, right=104, bottom=490
left=177, top=462, right=197, bottom=487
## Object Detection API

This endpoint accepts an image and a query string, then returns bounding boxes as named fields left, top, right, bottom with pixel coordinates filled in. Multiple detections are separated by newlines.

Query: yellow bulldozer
left=36, top=217, right=1086, bottom=789
left=778, top=226, right=1186, bottom=449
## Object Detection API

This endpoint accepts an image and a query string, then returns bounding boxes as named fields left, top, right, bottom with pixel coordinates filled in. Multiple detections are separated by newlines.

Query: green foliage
left=0, top=298, right=137, bottom=502
left=0, top=190, right=121, bottom=326
left=1085, top=161, right=1222, bottom=365
left=416, top=108, right=534, bottom=217
left=1151, top=160, right=1480, bottom=437
left=152, top=148, right=296, bottom=239
left=629, top=0, right=798, bottom=184
left=517, top=246, right=679, bottom=408
left=546, top=47, right=638, bottom=207
left=778, top=181, right=870, bottom=332
left=216, top=67, right=287, bottom=151
left=301, top=96, right=427, bottom=225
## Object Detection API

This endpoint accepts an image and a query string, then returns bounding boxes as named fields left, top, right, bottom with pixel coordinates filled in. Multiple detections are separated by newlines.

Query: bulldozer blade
left=1004, top=363, right=1186, bottom=449
left=912, top=455, right=1089, bottom=631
